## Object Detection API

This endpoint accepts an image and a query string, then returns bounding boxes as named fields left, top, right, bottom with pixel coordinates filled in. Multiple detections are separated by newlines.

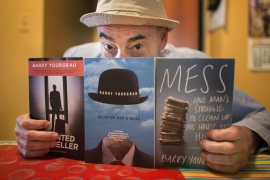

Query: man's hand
left=15, top=114, right=59, bottom=158
left=199, top=125, right=261, bottom=174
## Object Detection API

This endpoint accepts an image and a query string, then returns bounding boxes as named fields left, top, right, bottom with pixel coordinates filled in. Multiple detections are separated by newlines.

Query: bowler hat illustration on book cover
left=88, top=68, right=148, bottom=105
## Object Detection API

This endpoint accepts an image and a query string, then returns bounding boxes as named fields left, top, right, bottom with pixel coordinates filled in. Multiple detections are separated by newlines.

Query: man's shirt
left=102, top=137, right=135, bottom=166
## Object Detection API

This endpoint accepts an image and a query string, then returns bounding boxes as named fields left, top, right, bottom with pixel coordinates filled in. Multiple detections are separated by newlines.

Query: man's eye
left=134, top=44, right=142, bottom=50
left=104, top=44, right=113, bottom=50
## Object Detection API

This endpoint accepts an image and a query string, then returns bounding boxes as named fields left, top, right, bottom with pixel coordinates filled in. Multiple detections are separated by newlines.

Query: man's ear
left=158, top=27, right=168, bottom=51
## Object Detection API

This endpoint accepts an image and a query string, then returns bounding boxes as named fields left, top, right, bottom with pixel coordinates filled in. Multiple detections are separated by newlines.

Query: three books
left=28, top=57, right=234, bottom=168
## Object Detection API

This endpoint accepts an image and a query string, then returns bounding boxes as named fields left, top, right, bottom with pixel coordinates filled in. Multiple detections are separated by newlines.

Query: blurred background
left=0, top=0, right=269, bottom=140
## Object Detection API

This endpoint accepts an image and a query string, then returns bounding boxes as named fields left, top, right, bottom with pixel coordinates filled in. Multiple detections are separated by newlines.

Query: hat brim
left=88, top=93, right=148, bottom=105
left=80, top=12, right=179, bottom=31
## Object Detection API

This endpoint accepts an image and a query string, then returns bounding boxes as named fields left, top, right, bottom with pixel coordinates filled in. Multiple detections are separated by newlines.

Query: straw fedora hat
left=88, top=68, right=148, bottom=105
left=80, top=0, right=179, bottom=31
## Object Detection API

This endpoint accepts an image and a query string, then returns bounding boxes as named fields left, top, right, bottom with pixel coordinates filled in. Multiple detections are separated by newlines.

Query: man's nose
left=114, top=49, right=130, bottom=58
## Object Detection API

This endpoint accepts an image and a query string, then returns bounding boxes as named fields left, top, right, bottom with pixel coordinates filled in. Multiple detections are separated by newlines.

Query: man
left=15, top=0, right=269, bottom=174
left=49, top=84, right=62, bottom=131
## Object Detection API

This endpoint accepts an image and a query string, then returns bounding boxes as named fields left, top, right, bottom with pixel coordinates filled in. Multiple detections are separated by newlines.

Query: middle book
left=84, top=57, right=155, bottom=168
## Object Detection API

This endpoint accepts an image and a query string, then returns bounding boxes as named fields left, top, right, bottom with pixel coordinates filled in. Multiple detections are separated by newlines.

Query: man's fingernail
left=52, top=133, right=59, bottom=140
left=44, top=121, right=51, bottom=127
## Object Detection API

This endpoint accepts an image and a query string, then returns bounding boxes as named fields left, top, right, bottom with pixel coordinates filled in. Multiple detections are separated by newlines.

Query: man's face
left=97, top=25, right=167, bottom=58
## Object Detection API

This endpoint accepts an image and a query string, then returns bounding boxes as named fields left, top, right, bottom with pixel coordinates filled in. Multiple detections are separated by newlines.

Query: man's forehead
left=97, top=25, right=158, bottom=42
left=97, top=25, right=157, bottom=33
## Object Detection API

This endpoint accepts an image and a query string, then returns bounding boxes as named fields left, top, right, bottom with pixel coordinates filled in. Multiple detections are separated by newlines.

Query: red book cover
left=28, top=57, right=84, bottom=160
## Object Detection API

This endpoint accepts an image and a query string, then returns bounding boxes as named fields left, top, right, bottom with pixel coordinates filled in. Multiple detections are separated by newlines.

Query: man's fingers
left=199, top=126, right=253, bottom=174
left=16, top=114, right=51, bottom=130
left=205, top=161, right=243, bottom=174
left=22, top=120, right=51, bottom=130
left=17, top=136, right=57, bottom=151
left=199, top=139, right=236, bottom=154
left=200, top=150, right=247, bottom=174
left=15, top=114, right=60, bottom=158
left=206, top=125, right=240, bottom=142
left=200, top=151, right=238, bottom=166
left=17, top=144, right=50, bottom=158
left=17, top=129, right=59, bottom=141
left=16, top=130, right=58, bottom=158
